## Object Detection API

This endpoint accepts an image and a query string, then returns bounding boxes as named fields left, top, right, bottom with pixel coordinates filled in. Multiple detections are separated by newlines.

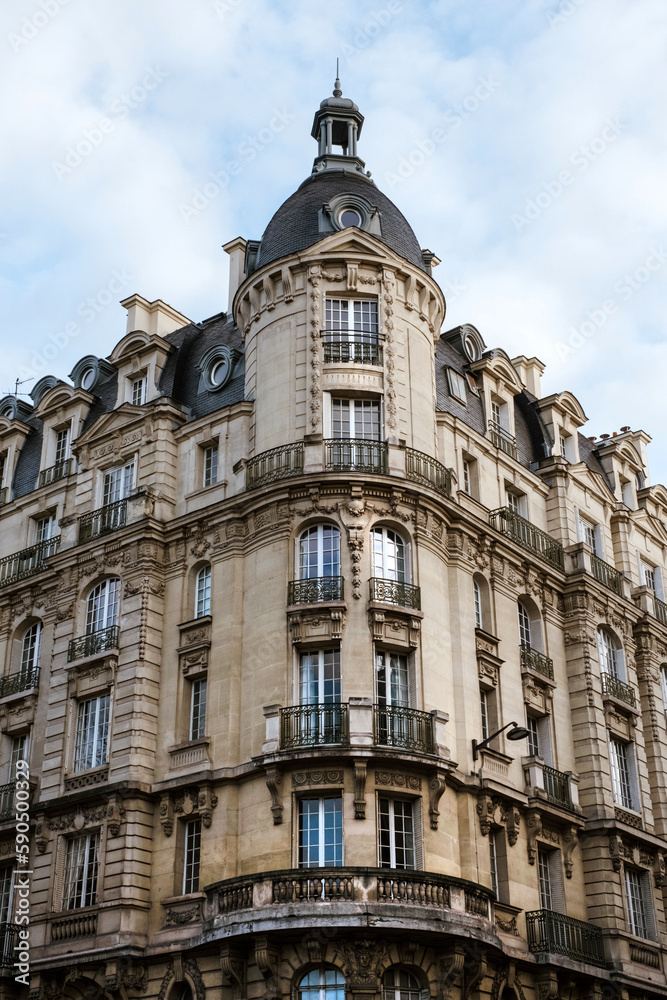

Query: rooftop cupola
left=311, top=69, right=368, bottom=177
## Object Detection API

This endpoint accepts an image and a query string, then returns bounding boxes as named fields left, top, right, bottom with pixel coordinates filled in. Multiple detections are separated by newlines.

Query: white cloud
left=0, top=0, right=665, bottom=478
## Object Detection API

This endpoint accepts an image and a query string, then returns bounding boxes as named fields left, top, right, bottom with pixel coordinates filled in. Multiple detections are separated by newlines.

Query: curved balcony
left=323, top=336, right=383, bottom=366
left=374, top=705, right=435, bottom=754
left=369, top=577, right=421, bottom=610
left=288, top=576, right=344, bottom=605
left=324, top=438, right=387, bottom=474
left=280, top=703, right=349, bottom=749
left=246, top=442, right=304, bottom=490
left=207, top=867, right=494, bottom=928
left=405, top=448, right=452, bottom=497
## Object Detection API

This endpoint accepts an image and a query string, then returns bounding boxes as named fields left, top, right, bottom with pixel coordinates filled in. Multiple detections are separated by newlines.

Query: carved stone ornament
left=429, top=771, right=447, bottom=830
left=288, top=608, right=347, bottom=645
left=375, top=770, right=421, bottom=790
left=526, top=809, right=542, bottom=866
left=160, top=793, right=174, bottom=837
left=354, top=760, right=367, bottom=820
left=292, top=770, right=343, bottom=787
left=439, top=946, right=464, bottom=999
left=266, top=766, right=283, bottom=824
left=334, top=938, right=391, bottom=986
left=368, top=608, right=421, bottom=649
left=161, top=784, right=217, bottom=834
left=254, top=935, right=281, bottom=1000
left=220, top=945, right=246, bottom=1000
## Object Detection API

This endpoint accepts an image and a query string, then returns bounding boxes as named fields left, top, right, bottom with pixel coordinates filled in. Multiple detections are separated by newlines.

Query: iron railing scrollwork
left=374, top=705, right=435, bottom=754
left=488, top=420, right=518, bottom=459
left=0, top=536, right=61, bottom=588
left=490, top=508, right=564, bottom=571
left=79, top=499, right=127, bottom=543
left=590, top=555, right=623, bottom=595
left=520, top=644, right=554, bottom=680
left=655, top=597, right=667, bottom=627
left=0, top=488, right=6, bottom=507
left=246, top=443, right=304, bottom=490
left=0, top=924, right=20, bottom=967
left=323, top=339, right=383, bottom=366
left=324, top=439, right=387, bottom=474
left=0, top=783, right=15, bottom=821
left=542, top=765, right=572, bottom=809
left=38, top=458, right=73, bottom=488
left=526, top=909, right=606, bottom=967
left=0, top=667, right=39, bottom=699
left=601, top=672, right=636, bottom=707
left=369, top=577, right=421, bottom=610
left=68, top=625, right=120, bottom=663
left=288, top=576, right=344, bottom=604
left=405, top=448, right=452, bottom=497
left=280, top=703, right=349, bottom=749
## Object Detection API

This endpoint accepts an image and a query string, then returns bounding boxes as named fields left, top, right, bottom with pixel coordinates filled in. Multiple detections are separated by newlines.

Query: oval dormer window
left=81, top=367, right=96, bottom=390
left=339, top=208, right=362, bottom=228
left=210, top=357, right=229, bottom=388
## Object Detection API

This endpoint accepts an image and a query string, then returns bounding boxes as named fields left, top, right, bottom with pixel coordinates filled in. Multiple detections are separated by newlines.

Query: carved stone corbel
left=353, top=761, right=367, bottom=820
left=282, top=266, right=293, bottom=302
left=263, top=275, right=275, bottom=310
left=535, top=970, right=559, bottom=1000
left=265, top=766, right=283, bottom=824
left=476, top=792, right=494, bottom=836
left=439, top=947, right=464, bottom=999
left=198, top=786, right=218, bottom=828
left=255, top=935, right=280, bottom=1000
left=562, top=825, right=578, bottom=879
left=429, top=771, right=447, bottom=830
left=654, top=852, right=666, bottom=888
left=305, top=938, right=326, bottom=964
left=398, top=940, right=417, bottom=966
left=220, top=944, right=246, bottom=1000
left=526, top=809, right=542, bottom=866
left=35, top=815, right=48, bottom=853
left=106, top=794, right=123, bottom=838
left=609, top=833, right=623, bottom=872
left=506, top=805, right=521, bottom=847
left=463, top=953, right=487, bottom=1000
left=160, top=793, right=174, bottom=837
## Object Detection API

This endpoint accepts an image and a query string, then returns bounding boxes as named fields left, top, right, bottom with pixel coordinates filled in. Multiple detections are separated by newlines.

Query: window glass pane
left=204, top=447, right=218, bottom=487
left=299, top=526, right=340, bottom=578
left=86, top=579, right=120, bottom=633
left=473, top=581, right=482, bottom=629
left=21, top=622, right=41, bottom=672
left=64, top=833, right=99, bottom=909
left=183, top=820, right=201, bottom=894
left=190, top=679, right=207, bottom=740
left=598, top=629, right=618, bottom=677
left=371, top=528, right=406, bottom=581
left=74, top=695, right=110, bottom=771
left=625, top=869, right=648, bottom=938
left=298, top=797, right=342, bottom=868
left=196, top=566, right=211, bottom=617
left=609, top=738, right=633, bottom=809
left=518, top=604, right=532, bottom=647
left=537, top=847, right=553, bottom=909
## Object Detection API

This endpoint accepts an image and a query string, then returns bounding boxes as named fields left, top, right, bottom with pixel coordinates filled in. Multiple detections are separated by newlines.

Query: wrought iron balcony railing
left=374, top=705, right=435, bottom=754
left=490, top=507, right=564, bottom=571
left=0, top=783, right=14, bottom=821
left=369, top=577, right=421, bottom=610
left=405, top=448, right=452, bottom=497
left=526, top=909, right=606, bottom=967
left=38, top=458, right=73, bottom=488
left=0, top=667, right=39, bottom=699
left=488, top=420, right=518, bottom=460
left=590, top=554, right=623, bottom=595
left=246, top=442, right=304, bottom=490
left=601, top=672, right=636, bottom=708
left=0, top=536, right=61, bottom=588
left=0, top=924, right=20, bottom=967
left=323, top=338, right=383, bottom=366
left=520, top=644, right=554, bottom=680
left=324, top=438, right=387, bottom=474
left=288, top=576, right=344, bottom=604
left=280, top=703, right=349, bottom=749
left=68, top=625, right=119, bottom=663
left=543, top=765, right=573, bottom=809
left=655, top=596, right=667, bottom=628
left=78, top=499, right=127, bottom=543
left=0, top=488, right=6, bottom=507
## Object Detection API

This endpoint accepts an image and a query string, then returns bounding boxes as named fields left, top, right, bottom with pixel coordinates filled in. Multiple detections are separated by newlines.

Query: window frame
left=446, top=368, right=467, bottom=404
left=183, top=819, right=202, bottom=894
left=189, top=678, right=207, bottom=741
left=298, top=524, right=341, bottom=580
left=195, top=565, right=211, bottom=618
left=102, top=459, right=136, bottom=505
left=608, top=735, right=641, bottom=812
left=86, top=578, right=120, bottom=635
left=297, top=795, right=343, bottom=868
left=625, top=867, right=656, bottom=940
left=63, top=831, right=100, bottom=910
left=131, top=375, right=147, bottom=406
left=73, top=693, right=111, bottom=773
left=371, top=526, right=408, bottom=583
left=203, top=445, right=218, bottom=488
left=378, top=796, right=419, bottom=871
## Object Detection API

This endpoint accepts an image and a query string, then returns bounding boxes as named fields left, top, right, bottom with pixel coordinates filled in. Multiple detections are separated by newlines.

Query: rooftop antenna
left=334, top=58, right=342, bottom=97
left=1, top=377, right=34, bottom=398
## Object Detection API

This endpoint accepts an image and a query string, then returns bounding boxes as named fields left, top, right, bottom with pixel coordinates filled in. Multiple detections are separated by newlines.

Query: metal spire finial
left=333, top=58, right=342, bottom=98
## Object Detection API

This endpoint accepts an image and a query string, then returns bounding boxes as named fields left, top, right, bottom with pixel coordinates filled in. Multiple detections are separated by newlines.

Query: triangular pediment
left=569, top=463, right=616, bottom=502
left=73, top=403, right=146, bottom=450
left=299, top=227, right=395, bottom=264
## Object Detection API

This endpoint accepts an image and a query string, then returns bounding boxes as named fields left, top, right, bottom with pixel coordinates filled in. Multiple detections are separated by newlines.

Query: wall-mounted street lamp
left=472, top=721, right=530, bottom=762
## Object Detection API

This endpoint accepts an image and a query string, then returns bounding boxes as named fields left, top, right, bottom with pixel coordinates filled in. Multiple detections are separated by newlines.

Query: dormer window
left=81, top=367, right=96, bottom=391
left=559, top=429, right=575, bottom=462
left=339, top=208, right=362, bottom=228
left=131, top=376, right=147, bottom=406
left=446, top=369, right=467, bottom=404
left=54, top=427, right=71, bottom=466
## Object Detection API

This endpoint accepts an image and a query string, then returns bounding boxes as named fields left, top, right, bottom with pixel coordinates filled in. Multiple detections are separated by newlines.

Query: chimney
left=223, top=237, right=248, bottom=312
left=511, top=355, right=545, bottom=398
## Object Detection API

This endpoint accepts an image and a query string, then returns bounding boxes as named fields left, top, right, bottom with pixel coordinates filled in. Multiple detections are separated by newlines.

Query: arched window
left=86, top=579, right=120, bottom=634
left=372, top=527, right=407, bottom=581
left=195, top=565, right=211, bottom=618
left=382, top=968, right=422, bottom=1000
left=518, top=598, right=543, bottom=652
left=518, top=601, right=532, bottom=648
left=298, top=968, right=345, bottom=1000
left=299, top=525, right=340, bottom=579
left=473, top=579, right=482, bottom=629
left=20, top=622, right=42, bottom=676
left=598, top=627, right=623, bottom=680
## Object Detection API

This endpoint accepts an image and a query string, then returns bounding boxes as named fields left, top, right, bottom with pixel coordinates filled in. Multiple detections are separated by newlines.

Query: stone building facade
left=3, top=81, right=667, bottom=1000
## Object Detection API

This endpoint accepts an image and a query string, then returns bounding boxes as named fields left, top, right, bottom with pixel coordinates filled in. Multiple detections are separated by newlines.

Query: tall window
left=74, top=695, right=110, bottom=772
left=579, top=517, right=599, bottom=554
left=300, top=650, right=341, bottom=705
left=641, top=561, right=657, bottom=592
left=203, top=446, right=218, bottom=488
left=298, top=797, right=343, bottom=868
left=63, top=832, right=99, bottom=909
left=86, top=579, right=120, bottom=634
left=20, top=622, right=41, bottom=675
left=506, top=489, right=526, bottom=516
left=131, top=376, right=147, bottom=406
left=382, top=969, right=422, bottom=1000
left=462, top=459, right=471, bottom=494
left=195, top=565, right=211, bottom=618
left=489, top=832, right=498, bottom=897
left=480, top=689, right=490, bottom=741
left=371, top=528, right=406, bottom=582
left=325, top=298, right=378, bottom=343
left=103, top=460, right=135, bottom=504
left=35, top=514, right=57, bottom=542
left=332, top=398, right=381, bottom=441
left=609, top=737, right=639, bottom=811
left=526, top=714, right=553, bottom=765
left=299, top=525, right=340, bottom=579
left=625, top=869, right=655, bottom=939
left=537, top=846, right=565, bottom=912
left=0, top=867, right=13, bottom=923
left=661, top=666, right=667, bottom=719
left=518, top=602, right=532, bottom=648
left=9, top=735, right=29, bottom=773
left=378, top=798, right=416, bottom=870
left=298, top=969, right=345, bottom=1000
left=473, top=579, right=483, bottom=629
left=183, top=820, right=201, bottom=894
left=598, top=628, right=621, bottom=679
left=54, top=426, right=71, bottom=466
left=376, top=651, right=409, bottom=708
left=190, top=679, right=207, bottom=740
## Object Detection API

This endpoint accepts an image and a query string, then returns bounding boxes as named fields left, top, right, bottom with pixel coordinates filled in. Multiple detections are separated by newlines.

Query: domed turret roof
left=256, top=169, right=427, bottom=272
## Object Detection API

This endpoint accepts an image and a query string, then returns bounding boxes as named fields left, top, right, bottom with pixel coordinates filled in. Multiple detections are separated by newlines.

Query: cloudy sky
left=2, top=0, right=666, bottom=481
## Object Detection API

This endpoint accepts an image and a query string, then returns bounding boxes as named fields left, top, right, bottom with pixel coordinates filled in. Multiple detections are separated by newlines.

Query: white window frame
left=203, top=446, right=218, bottom=488
left=506, top=488, right=527, bottom=517
left=537, top=845, right=565, bottom=913
left=446, top=369, right=467, bottom=404
left=578, top=514, right=600, bottom=556
left=625, top=868, right=656, bottom=940
left=297, top=796, right=343, bottom=868
left=190, top=678, right=207, bottom=740
left=63, top=832, right=99, bottom=910
left=20, top=622, right=41, bottom=674
left=102, top=459, right=136, bottom=505
left=131, top=376, right=147, bottom=406
left=462, top=458, right=471, bottom=494
left=183, top=819, right=201, bottom=894
left=0, top=866, right=14, bottom=923
left=598, top=627, right=624, bottom=681
left=473, top=580, right=483, bottom=630
left=298, top=525, right=341, bottom=579
left=609, top=736, right=641, bottom=812
left=378, top=797, right=420, bottom=870
left=325, top=297, right=379, bottom=343
left=86, top=579, right=120, bottom=635
left=73, top=694, right=110, bottom=772
left=54, top=426, right=71, bottom=465
left=375, top=650, right=410, bottom=708
left=195, top=565, right=211, bottom=618
left=329, top=396, right=382, bottom=441
left=371, top=527, right=408, bottom=582
left=518, top=602, right=532, bottom=648
left=299, top=649, right=341, bottom=706
left=35, top=514, right=58, bottom=543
